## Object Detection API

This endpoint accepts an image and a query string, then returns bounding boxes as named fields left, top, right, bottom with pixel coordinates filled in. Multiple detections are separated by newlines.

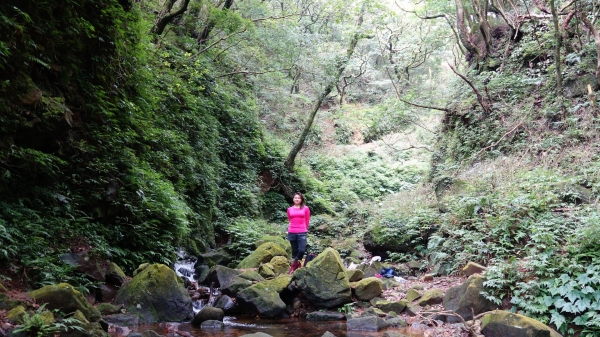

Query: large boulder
left=292, top=248, right=352, bottom=308
left=105, top=262, right=127, bottom=287
left=207, top=265, right=242, bottom=289
left=237, top=243, right=287, bottom=269
left=346, top=316, right=386, bottom=331
left=201, top=248, right=234, bottom=267
left=222, top=270, right=265, bottom=296
left=29, top=283, right=101, bottom=322
left=354, top=277, right=383, bottom=301
left=191, top=306, right=224, bottom=326
left=269, top=256, right=290, bottom=275
left=416, top=289, right=444, bottom=306
left=375, top=300, right=407, bottom=314
left=443, top=275, right=498, bottom=323
left=462, top=262, right=487, bottom=277
left=60, top=252, right=107, bottom=282
left=114, top=264, right=192, bottom=323
left=236, top=275, right=291, bottom=318
left=255, top=235, right=292, bottom=257
left=345, top=269, right=364, bottom=282
left=480, top=311, right=562, bottom=337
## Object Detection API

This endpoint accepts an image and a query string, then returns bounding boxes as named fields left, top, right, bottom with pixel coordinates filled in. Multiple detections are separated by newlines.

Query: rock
left=258, top=263, right=276, bottom=278
left=292, top=248, right=352, bottom=308
left=141, top=331, right=161, bottom=337
left=405, top=289, right=421, bottom=302
left=345, top=269, right=364, bottom=282
left=423, top=274, right=434, bottom=282
left=369, top=297, right=384, bottom=306
left=481, top=311, right=562, bottom=337
left=382, top=331, right=410, bottom=337
left=269, top=256, right=290, bottom=275
left=236, top=275, right=291, bottom=317
left=430, top=263, right=451, bottom=276
left=321, top=332, right=336, bottom=337
left=240, top=333, right=273, bottom=337
left=201, top=248, right=233, bottom=267
left=362, top=261, right=382, bottom=278
left=443, top=275, right=498, bottom=323
left=96, top=303, right=123, bottom=315
left=404, top=303, right=421, bottom=316
left=98, top=284, right=118, bottom=303
left=133, top=263, right=150, bottom=276
left=346, top=316, right=386, bottom=331
left=239, top=270, right=265, bottom=283
left=213, top=295, right=235, bottom=312
left=207, top=265, right=242, bottom=289
left=407, top=261, right=426, bottom=271
left=462, top=262, right=487, bottom=276
left=385, top=317, right=407, bottom=327
left=114, top=264, right=193, bottom=323
left=101, top=314, right=139, bottom=326
left=20, top=77, right=42, bottom=106
left=105, top=262, right=127, bottom=287
left=375, top=300, right=407, bottom=314
left=306, top=311, right=346, bottom=321
left=191, top=307, right=224, bottom=326
left=255, top=235, right=292, bottom=257
left=6, top=306, right=26, bottom=324
left=0, top=282, right=7, bottom=301
left=416, top=289, right=444, bottom=306
left=237, top=243, right=288, bottom=269
left=61, top=252, right=107, bottom=282
left=354, top=277, right=383, bottom=301
left=29, top=283, right=101, bottom=322
left=194, top=264, right=210, bottom=285
left=72, top=310, right=90, bottom=324
left=564, top=73, right=599, bottom=98
left=200, top=320, right=224, bottom=329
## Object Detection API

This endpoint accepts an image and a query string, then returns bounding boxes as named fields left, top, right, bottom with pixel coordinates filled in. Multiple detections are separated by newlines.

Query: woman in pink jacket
left=287, top=192, right=310, bottom=274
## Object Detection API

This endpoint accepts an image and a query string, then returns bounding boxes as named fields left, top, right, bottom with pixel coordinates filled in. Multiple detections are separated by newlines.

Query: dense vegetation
left=1, top=0, right=599, bottom=335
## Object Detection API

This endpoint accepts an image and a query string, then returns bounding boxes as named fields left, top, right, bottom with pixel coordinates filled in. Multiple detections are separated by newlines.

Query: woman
left=287, top=192, right=310, bottom=274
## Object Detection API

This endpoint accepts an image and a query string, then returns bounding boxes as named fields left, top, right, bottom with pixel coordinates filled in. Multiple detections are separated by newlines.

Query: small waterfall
left=173, top=249, right=218, bottom=314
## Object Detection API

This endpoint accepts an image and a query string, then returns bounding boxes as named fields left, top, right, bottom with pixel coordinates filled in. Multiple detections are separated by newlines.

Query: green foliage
left=218, top=217, right=283, bottom=265
left=13, top=304, right=85, bottom=337
left=337, top=302, right=354, bottom=314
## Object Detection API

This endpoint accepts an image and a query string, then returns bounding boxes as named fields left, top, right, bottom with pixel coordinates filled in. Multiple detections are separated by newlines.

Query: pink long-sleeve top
left=287, top=206, right=310, bottom=233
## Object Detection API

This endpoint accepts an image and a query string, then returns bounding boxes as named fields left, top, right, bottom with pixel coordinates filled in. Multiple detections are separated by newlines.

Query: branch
left=152, top=0, right=191, bottom=35
left=381, top=138, right=432, bottom=152
left=252, top=14, right=296, bottom=22
left=191, top=27, right=248, bottom=59
left=448, top=63, right=492, bottom=116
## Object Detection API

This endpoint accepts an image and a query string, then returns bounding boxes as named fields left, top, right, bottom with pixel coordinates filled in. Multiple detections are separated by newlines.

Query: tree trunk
left=549, top=0, right=563, bottom=97
left=284, top=2, right=367, bottom=172
left=454, top=0, right=483, bottom=59
left=152, top=0, right=191, bottom=36
left=198, top=0, right=235, bottom=45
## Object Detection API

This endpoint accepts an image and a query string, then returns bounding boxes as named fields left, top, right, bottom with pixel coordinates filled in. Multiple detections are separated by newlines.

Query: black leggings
left=287, top=232, right=307, bottom=262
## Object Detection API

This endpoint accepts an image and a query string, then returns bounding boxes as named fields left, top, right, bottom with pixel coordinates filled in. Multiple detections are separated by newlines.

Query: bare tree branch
left=448, top=63, right=492, bottom=116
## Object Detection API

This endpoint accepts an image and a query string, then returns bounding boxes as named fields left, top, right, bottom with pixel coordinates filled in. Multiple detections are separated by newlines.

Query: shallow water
left=109, top=316, right=426, bottom=337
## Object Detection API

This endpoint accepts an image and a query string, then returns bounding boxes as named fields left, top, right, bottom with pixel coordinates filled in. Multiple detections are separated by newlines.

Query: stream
left=107, top=252, right=426, bottom=337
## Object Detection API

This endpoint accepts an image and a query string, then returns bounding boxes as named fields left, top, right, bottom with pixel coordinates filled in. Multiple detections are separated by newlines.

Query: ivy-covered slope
left=0, top=0, right=283, bottom=283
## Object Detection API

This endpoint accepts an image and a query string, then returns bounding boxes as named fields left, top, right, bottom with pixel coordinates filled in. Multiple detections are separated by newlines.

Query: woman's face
left=293, top=194, right=302, bottom=205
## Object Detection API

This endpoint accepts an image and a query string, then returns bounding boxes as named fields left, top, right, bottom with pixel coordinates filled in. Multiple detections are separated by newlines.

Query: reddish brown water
left=109, top=317, right=426, bottom=337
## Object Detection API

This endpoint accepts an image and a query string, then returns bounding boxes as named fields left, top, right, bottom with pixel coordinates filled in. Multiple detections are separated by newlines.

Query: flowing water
left=108, top=317, right=427, bottom=337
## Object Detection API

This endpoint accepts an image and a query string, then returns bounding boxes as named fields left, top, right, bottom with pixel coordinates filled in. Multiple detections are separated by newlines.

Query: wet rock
left=481, top=311, right=561, bottom=337
left=306, top=311, right=346, bottom=321
left=200, top=320, right=224, bottom=329
left=462, top=262, right=487, bottom=276
left=191, top=307, right=224, bottom=326
left=292, top=248, right=352, bottom=308
left=213, top=295, right=235, bottom=312
left=194, top=264, right=210, bottom=285
left=201, top=248, right=234, bottom=267
left=61, top=252, right=107, bottom=282
left=60, top=322, right=108, bottom=337
left=101, top=314, right=139, bottom=326
left=346, top=316, right=386, bottom=331
left=29, top=283, right=101, bottom=322
left=237, top=243, right=288, bottom=269
left=114, top=264, right=193, bottom=323
left=96, top=303, right=123, bottom=315
left=207, top=265, right=242, bottom=289
left=98, top=284, right=117, bottom=303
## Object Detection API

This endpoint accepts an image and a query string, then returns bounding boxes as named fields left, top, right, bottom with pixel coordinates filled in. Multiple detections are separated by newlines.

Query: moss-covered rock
left=405, top=289, right=421, bottom=302
left=133, top=263, right=150, bottom=276
left=375, top=300, right=407, bottom=314
left=105, top=262, right=127, bottom=287
left=7, top=305, right=26, bottom=324
left=354, top=277, right=383, bottom=301
left=96, top=303, right=123, bottom=316
left=345, top=269, right=364, bottom=282
left=237, top=242, right=287, bottom=269
left=236, top=275, right=291, bottom=317
left=481, top=311, right=562, bottom=337
left=416, top=289, right=444, bottom=306
left=29, top=283, right=101, bottom=322
left=443, top=275, right=497, bottom=323
left=292, top=248, right=352, bottom=308
left=269, top=256, right=290, bottom=275
left=255, top=236, right=292, bottom=257
left=258, top=263, right=276, bottom=278
left=191, top=306, right=224, bottom=326
left=208, top=265, right=243, bottom=289
left=0, top=282, right=7, bottom=301
left=72, top=310, right=90, bottom=324
left=114, top=264, right=192, bottom=323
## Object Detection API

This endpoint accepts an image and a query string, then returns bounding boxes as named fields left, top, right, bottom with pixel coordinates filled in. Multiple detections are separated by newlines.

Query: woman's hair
left=293, top=192, right=306, bottom=207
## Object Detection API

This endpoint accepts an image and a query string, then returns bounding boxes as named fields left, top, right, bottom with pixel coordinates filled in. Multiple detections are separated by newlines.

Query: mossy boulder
left=236, top=275, right=291, bottom=317
left=133, top=263, right=150, bottom=276
left=114, top=264, right=192, bottom=323
left=269, top=256, right=290, bottom=275
left=354, top=277, right=383, bottom=301
left=60, top=252, right=107, bottom=282
left=405, top=289, right=421, bottom=302
left=207, top=265, right=243, bottom=289
left=237, top=242, right=287, bottom=269
left=375, top=300, right=407, bottom=314
left=462, top=262, right=486, bottom=277
left=443, top=275, right=497, bottom=323
left=96, top=303, right=123, bottom=316
left=481, top=311, right=562, bottom=337
left=191, top=306, right=224, bottom=326
left=255, top=235, right=292, bottom=257
left=105, top=262, right=127, bottom=287
left=72, top=310, right=90, bottom=324
left=292, top=248, right=352, bottom=308
left=258, top=263, right=276, bottom=278
left=29, top=283, right=101, bottom=322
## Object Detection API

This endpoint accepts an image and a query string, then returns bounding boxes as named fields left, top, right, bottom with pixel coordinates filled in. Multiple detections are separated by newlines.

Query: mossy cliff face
left=114, top=264, right=192, bottom=323
left=29, top=283, right=101, bottom=322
